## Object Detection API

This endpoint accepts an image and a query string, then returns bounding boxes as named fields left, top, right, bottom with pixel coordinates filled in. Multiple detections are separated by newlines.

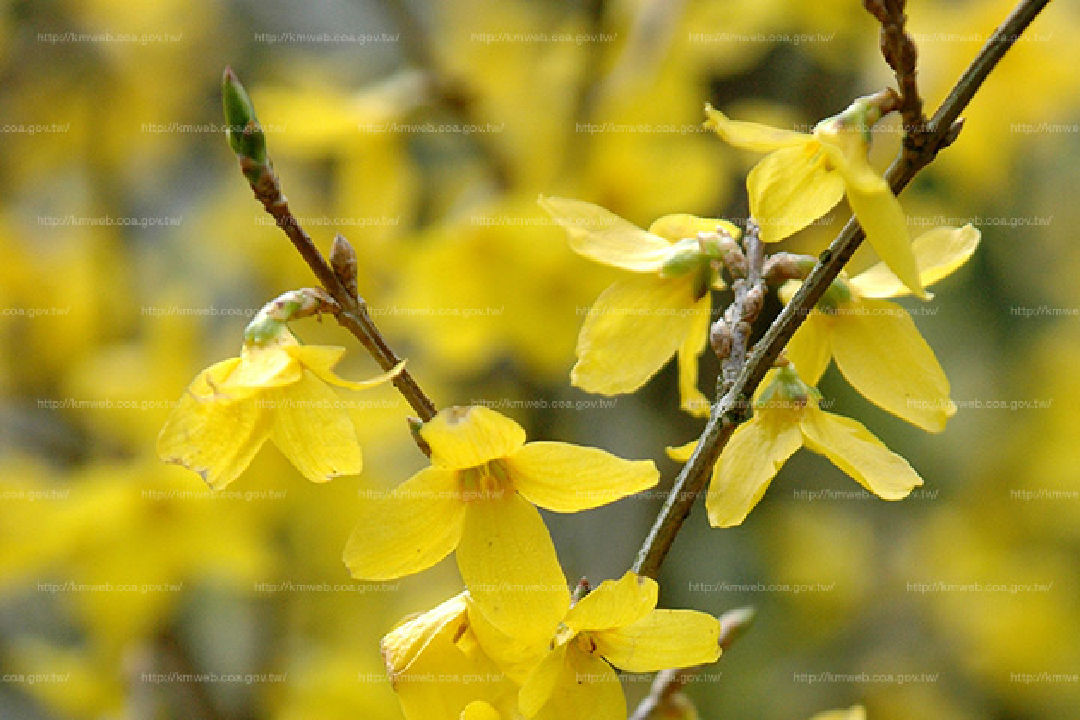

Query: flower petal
left=229, top=343, right=303, bottom=388
left=564, top=571, right=657, bottom=633
left=783, top=312, right=832, bottom=386
left=507, top=442, right=658, bottom=513
left=457, top=493, right=569, bottom=644
left=572, top=276, right=700, bottom=396
left=834, top=158, right=927, bottom=299
left=156, top=358, right=272, bottom=490
left=532, top=648, right=625, bottom=720
left=850, top=224, right=981, bottom=299
left=704, top=105, right=810, bottom=152
left=290, top=344, right=405, bottom=390
left=461, top=701, right=503, bottom=720
left=343, top=467, right=465, bottom=580
left=518, top=644, right=567, bottom=718
left=747, top=144, right=845, bottom=243
left=382, top=592, right=469, bottom=679
left=466, top=596, right=549, bottom=684
left=799, top=406, right=923, bottom=500
left=594, top=609, right=721, bottom=673
left=266, top=372, right=364, bottom=482
left=809, top=706, right=867, bottom=720
left=647, top=214, right=741, bottom=244
left=538, top=196, right=673, bottom=272
left=677, top=295, right=712, bottom=417
left=829, top=298, right=954, bottom=432
left=665, top=439, right=696, bottom=463
left=421, top=406, right=528, bottom=470
left=706, top=412, right=802, bottom=527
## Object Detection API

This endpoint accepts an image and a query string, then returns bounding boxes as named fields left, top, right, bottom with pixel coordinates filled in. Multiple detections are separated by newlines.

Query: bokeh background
left=1, top=0, right=1079, bottom=718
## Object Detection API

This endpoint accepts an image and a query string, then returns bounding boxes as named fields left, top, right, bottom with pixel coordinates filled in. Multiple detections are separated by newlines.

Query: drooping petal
left=833, top=156, right=927, bottom=299
left=850, top=224, right=980, bottom=299
left=507, top=442, right=658, bottom=513
left=677, top=295, right=712, bottom=417
left=457, top=493, right=569, bottom=644
left=704, top=105, right=810, bottom=152
left=383, top=592, right=469, bottom=679
left=343, top=467, right=465, bottom=580
left=783, top=312, right=833, bottom=386
left=829, top=298, right=955, bottom=432
left=799, top=406, right=923, bottom=500
left=564, top=571, right=657, bottom=633
left=228, top=344, right=303, bottom=388
left=532, top=648, right=625, bottom=720
left=518, top=644, right=568, bottom=718
left=290, top=344, right=405, bottom=390
left=157, top=358, right=272, bottom=490
left=594, top=609, right=721, bottom=673
left=747, top=144, right=845, bottom=243
left=538, top=196, right=674, bottom=272
left=665, top=439, right=697, bottom=463
left=266, top=371, right=364, bottom=482
left=421, top=406, right=528, bottom=470
left=706, top=412, right=803, bottom=528
left=572, top=275, right=700, bottom=395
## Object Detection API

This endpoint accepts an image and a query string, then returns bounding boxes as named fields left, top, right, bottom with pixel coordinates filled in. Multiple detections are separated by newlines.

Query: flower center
left=459, top=459, right=511, bottom=502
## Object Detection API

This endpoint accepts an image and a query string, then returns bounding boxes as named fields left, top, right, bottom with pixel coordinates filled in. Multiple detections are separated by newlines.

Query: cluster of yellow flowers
left=156, top=87, right=980, bottom=719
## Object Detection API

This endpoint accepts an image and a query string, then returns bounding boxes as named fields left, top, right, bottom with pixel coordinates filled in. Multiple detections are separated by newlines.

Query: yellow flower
left=705, top=99, right=928, bottom=299
left=517, top=572, right=721, bottom=720
left=344, top=405, right=658, bottom=643
left=671, top=367, right=923, bottom=527
left=157, top=329, right=399, bottom=489
left=381, top=592, right=520, bottom=720
left=809, top=707, right=867, bottom=720
left=540, top=196, right=741, bottom=417
left=782, top=224, right=980, bottom=432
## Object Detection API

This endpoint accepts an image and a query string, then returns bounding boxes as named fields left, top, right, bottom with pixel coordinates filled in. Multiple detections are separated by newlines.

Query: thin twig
left=631, top=0, right=1052, bottom=580
left=863, top=0, right=926, bottom=144
left=222, top=68, right=438, bottom=440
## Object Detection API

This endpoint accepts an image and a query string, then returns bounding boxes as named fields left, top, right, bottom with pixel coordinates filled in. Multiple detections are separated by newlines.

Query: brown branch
left=631, top=0, right=1053, bottom=580
left=864, top=0, right=926, bottom=144
left=222, top=68, right=438, bottom=440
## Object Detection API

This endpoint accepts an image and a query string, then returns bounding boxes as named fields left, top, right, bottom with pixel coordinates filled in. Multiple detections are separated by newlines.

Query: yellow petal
left=783, top=312, right=832, bottom=386
left=835, top=158, right=927, bottom=299
left=457, top=493, right=569, bottom=644
left=829, top=298, right=954, bottom=432
left=421, top=406, right=527, bottom=469
left=594, top=609, right=721, bottom=673
left=572, top=275, right=700, bottom=395
left=290, top=344, right=405, bottom=390
left=382, top=592, right=469, bottom=678
left=647, top=214, right=741, bottom=243
left=747, top=144, right=845, bottom=243
left=532, top=648, right=625, bottom=720
left=518, top=644, right=567, bottom=718
left=343, top=467, right=465, bottom=579
left=156, top=358, right=271, bottom=490
left=665, top=439, right=697, bottom=463
left=850, top=224, right=981, bottom=299
left=507, top=442, right=658, bottom=513
left=564, top=571, right=657, bottom=633
left=538, top=195, right=674, bottom=272
left=799, top=406, right=923, bottom=500
left=266, top=372, right=364, bottom=482
left=678, top=295, right=712, bottom=417
left=706, top=412, right=803, bottom=527
left=229, top=343, right=303, bottom=388
left=466, top=596, right=549, bottom=684
left=461, top=701, right=503, bottom=720
left=704, top=105, right=810, bottom=152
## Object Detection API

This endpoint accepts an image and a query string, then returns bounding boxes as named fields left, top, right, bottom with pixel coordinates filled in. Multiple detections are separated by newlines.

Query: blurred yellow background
left=1, top=0, right=1078, bottom=718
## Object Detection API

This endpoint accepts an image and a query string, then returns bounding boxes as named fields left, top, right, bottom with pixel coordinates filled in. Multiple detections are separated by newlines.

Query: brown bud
left=710, top=319, right=733, bottom=359
left=330, top=233, right=359, bottom=297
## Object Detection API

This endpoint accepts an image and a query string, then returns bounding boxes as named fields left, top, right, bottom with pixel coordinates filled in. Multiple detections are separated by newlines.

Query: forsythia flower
left=540, top=196, right=740, bottom=416
left=517, top=572, right=720, bottom=720
left=782, top=224, right=980, bottom=432
left=381, top=592, right=520, bottom=720
left=157, top=328, right=399, bottom=489
left=670, top=366, right=923, bottom=527
left=809, top=706, right=867, bottom=720
left=705, top=97, right=927, bottom=298
left=344, top=405, right=658, bottom=643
